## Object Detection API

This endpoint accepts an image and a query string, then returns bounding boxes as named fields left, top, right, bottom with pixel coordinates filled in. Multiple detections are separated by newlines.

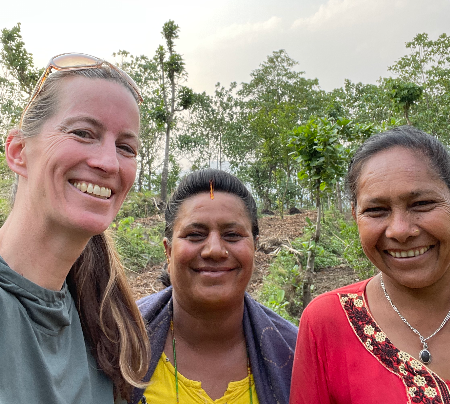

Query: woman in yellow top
left=130, top=169, right=297, bottom=404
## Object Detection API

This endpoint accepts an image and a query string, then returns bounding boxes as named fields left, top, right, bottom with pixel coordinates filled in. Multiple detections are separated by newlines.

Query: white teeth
left=100, top=187, right=111, bottom=197
left=388, top=246, right=430, bottom=258
left=72, top=181, right=112, bottom=199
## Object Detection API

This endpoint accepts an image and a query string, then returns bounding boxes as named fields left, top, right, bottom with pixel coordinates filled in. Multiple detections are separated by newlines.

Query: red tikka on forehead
left=209, top=179, right=214, bottom=200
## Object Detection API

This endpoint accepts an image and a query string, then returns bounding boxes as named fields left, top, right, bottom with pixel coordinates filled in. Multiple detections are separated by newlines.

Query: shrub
left=116, top=191, right=162, bottom=221
left=257, top=251, right=301, bottom=325
left=340, top=220, right=376, bottom=279
left=112, top=216, right=165, bottom=273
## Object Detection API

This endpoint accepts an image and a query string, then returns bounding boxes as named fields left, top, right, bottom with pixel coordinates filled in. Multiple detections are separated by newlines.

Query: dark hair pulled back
left=165, top=169, right=259, bottom=243
left=345, top=125, right=450, bottom=207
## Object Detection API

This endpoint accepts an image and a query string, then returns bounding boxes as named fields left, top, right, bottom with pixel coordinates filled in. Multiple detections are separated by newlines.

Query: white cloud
left=292, top=0, right=406, bottom=31
left=201, top=16, right=283, bottom=47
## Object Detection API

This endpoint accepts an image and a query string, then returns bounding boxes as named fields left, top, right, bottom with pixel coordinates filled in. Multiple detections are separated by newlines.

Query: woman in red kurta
left=290, top=126, right=450, bottom=403
left=290, top=279, right=450, bottom=403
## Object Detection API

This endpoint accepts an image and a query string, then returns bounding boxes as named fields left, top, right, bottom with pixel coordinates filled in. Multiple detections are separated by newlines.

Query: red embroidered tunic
left=289, top=279, right=450, bottom=404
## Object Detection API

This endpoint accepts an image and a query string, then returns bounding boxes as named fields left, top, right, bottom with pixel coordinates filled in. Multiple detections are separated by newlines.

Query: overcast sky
left=2, top=0, right=449, bottom=94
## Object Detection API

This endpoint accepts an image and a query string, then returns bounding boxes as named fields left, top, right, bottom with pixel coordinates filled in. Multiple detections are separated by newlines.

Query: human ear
left=5, top=129, right=28, bottom=178
left=351, top=202, right=356, bottom=220
left=163, top=238, right=172, bottom=272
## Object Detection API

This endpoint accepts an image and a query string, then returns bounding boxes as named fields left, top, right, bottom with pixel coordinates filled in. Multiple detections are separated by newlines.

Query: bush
left=257, top=251, right=301, bottom=325
left=116, top=191, right=162, bottom=221
left=257, top=209, right=374, bottom=324
left=112, top=216, right=165, bottom=273
left=340, top=220, right=376, bottom=279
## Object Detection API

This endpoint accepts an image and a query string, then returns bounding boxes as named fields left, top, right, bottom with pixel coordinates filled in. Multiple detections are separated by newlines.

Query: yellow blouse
left=142, top=352, right=259, bottom=404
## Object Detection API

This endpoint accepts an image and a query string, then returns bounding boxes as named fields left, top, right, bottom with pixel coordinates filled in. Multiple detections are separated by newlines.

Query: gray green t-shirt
left=0, top=256, right=114, bottom=403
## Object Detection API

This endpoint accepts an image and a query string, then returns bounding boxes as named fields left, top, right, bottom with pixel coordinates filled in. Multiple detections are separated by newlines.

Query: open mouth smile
left=70, top=181, right=112, bottom=199
left=386, top=245, right=432, bottom=258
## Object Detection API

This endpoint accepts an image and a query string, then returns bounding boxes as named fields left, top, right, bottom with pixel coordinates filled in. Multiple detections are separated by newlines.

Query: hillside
left=127, top=211, right=360, bottom=303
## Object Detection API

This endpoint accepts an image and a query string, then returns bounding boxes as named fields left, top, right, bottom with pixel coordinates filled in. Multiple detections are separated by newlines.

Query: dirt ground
left=127, top=211, right=360, bottom=302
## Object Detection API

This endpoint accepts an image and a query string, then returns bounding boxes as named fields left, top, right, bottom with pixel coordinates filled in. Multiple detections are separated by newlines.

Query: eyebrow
left=363, top=190, right=435, bottom=204
left=185, top=222, right=245, bottom=230
left=59, top=116, right=140, bottom=142
left=60, top=116, right=105, bottom=130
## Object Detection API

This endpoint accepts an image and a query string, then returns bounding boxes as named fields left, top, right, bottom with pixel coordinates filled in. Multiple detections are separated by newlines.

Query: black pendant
left=419, top=348, right=431, bottom=364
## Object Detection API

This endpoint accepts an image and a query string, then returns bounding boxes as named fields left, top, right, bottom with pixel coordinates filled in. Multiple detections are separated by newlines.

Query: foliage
left=257, top=251, right=301, bottom=325
left=0, top=23, right=41, bottom=95
left=289, top=117, right=350, bottom=195
left=116, top=190, right=162, bottom=221
left=326, top=80, right=393, bottom=125
left=113, top=51, right=164, bottom=192
left=0, top=23, right=40, bottom=139
left=258, top=209, right=373, bottom=323
left=178, top=82, right=246, bottom=171
left=112, top=216, right=165, bottom=273
left=340, top=219, right=376, bottom=279
left=388, top=33, right=450, bottom=141
left=158, top=20, right=195, bottom=202
left=386, top=79, right=423, bottom=125
left=235, top=50, right=325, bottom=211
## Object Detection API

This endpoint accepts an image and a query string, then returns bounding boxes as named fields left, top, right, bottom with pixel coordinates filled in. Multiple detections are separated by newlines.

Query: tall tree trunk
left=160, top=125, right=171, bottom=202
left=336, top=182, right=342, bottom=213
left=404, top=104, right=412, bottom=126
left=301, top=184, right=322, bottom=313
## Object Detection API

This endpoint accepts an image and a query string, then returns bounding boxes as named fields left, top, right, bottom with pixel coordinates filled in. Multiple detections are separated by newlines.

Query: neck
left=379, top=272, right=450, bottom=310
left=171, top=293, right=246, bottom=350
left=0, top=209, right=90, bottom=291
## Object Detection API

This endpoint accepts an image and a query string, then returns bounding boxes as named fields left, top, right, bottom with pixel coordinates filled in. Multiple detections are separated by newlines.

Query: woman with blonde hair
left=0, top=53, right=149, bottom=403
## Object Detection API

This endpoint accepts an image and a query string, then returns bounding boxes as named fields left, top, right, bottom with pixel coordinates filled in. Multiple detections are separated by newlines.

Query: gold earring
left=164, top=250, right=170, bottom=264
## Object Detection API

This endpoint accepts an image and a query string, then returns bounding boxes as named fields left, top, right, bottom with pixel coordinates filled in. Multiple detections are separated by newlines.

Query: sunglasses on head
left=19, top=52, right=143, bottom=127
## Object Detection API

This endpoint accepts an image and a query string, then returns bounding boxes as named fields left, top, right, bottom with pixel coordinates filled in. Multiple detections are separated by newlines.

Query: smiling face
left=354, top=146, right=450, bottom=290
left=17, top=76, right=140, bottom=237
left=165, top=191, right=256, bottom=311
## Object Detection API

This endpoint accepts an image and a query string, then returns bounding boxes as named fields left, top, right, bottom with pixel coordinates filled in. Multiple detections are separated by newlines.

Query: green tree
left=113, top=51, right=164, bottom=192
left=157, top=20, right=195, bottom=202
left=326, top=80, right=392, bottom=125
left=0, top=23, right=41, bottom=141
left=289, top=117, right=351, bottom=308
left=388, top=33, right=450, bottom=141
left=237, top=50, right=325, bottom=212
left=386, top=79, right=423, bottom=125
left=178, top=82, right=246, bottom=172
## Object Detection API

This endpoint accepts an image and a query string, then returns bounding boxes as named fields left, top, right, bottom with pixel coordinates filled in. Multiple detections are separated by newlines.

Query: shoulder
left=244, top=294, right=298, bottom=340
left=136, top=287, right=172, bottom=320
left=302, top=278, right=370, bottom=323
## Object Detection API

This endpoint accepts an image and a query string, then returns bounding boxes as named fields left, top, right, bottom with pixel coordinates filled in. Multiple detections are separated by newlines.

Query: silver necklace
left=380, top=273, right=450, bottom=365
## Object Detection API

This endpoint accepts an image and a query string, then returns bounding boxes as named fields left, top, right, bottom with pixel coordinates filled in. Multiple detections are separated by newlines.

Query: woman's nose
left=385, top=211, right=418, bottom=242
left=201, top=232, right=228, bottom=260
left=87, top=137, right=120, bottom=174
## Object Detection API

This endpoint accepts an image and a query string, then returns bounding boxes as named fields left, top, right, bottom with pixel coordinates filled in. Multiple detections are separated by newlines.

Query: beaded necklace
left=170, top=318, right=253, bottom=404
